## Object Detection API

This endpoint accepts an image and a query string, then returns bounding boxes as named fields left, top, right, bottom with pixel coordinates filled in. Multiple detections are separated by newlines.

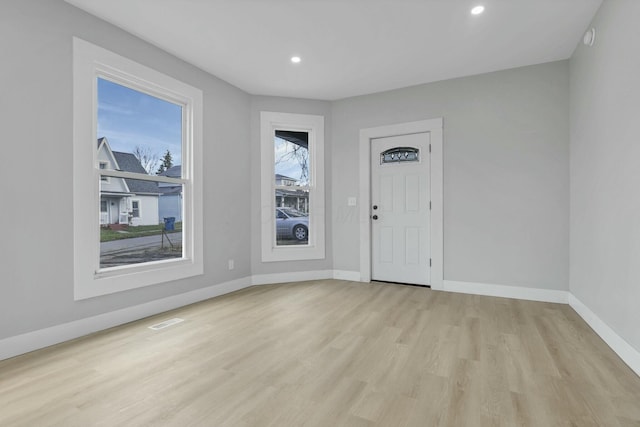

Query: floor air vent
left=148, top=318, right=184, bottom=330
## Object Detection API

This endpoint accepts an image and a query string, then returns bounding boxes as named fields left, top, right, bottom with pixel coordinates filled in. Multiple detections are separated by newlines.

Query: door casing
left=359, top=118, right=443, bottom=290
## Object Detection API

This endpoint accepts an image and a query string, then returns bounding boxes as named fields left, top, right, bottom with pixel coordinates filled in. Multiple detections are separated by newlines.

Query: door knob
left=372, top=205, right=378, bottom=210
left=372, top=215, right=378, bottom=220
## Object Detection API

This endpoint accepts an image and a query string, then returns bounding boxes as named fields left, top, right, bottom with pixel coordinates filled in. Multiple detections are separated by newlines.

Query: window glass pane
left=97, top=78, right=182, bottom=176
left=274, top=129, right=310, bottom=247
left=380, top=147, right=419, bottom=164
left=274, top=130, right=309, bottom=186
left=131, top=200, right=140, bottom=218
left=97, top=78, right=184, bottom=269
left=275, top=196, right=309, bottom=246
left=100, top=178, right=183, bottom=268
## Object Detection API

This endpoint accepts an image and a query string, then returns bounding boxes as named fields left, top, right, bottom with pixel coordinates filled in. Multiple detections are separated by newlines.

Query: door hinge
left=429, top=258, right=432, bottom=267
left=429, top=201, right=432, bottom=210
left=429, top=144, right=431, bottom=153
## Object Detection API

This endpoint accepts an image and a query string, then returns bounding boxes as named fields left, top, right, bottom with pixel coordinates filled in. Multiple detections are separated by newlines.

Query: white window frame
left=260, top=112, right=325, bottom=262
left=131, top=199, right=141, bottom=218
left=73, top=37, right=203, bottom=300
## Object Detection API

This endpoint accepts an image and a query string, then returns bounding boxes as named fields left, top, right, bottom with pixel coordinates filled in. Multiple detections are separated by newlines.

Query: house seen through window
left=97, top=77, right=184, bottom=269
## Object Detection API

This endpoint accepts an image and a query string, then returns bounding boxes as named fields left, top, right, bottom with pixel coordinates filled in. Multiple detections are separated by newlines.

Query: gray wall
left=250, top=96, right=333, bottom=275
left=332, top=61, right=570, bottom=290
left=0, top=0, right=252, bottom=339
left=570, top=0, right=640, bottom=352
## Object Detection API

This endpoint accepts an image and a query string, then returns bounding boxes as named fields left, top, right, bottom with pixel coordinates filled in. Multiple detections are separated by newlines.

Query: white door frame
left=359, top=118, right=443, bottom=290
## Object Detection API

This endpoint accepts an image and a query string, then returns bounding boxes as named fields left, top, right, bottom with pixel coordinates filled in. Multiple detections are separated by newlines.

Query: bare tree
left=276, top=141, right=309, bottom=184
left=132, top=145, right=159, bottom=175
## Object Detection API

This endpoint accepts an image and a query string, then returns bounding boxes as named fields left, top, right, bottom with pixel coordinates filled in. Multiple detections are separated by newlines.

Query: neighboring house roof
left=275, top=130, right=308, bottom=149
left=158, top=165, right=181, bottom=194
left=98, top=137, right=122, bottom=171
left=158, top=186, right=182, bottom=195
left=112, top=151, right=148, bottom=174
left=159, top=165, right=181, bottom=178
left=275, top=174, right=296, bottom=181
left=112, top=151, right=161, bottom=195
left=276, top=188, right=308, bottom=197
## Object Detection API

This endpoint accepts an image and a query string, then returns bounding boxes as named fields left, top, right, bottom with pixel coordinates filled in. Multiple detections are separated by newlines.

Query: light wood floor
left=1, top=280, right=639, bottom=427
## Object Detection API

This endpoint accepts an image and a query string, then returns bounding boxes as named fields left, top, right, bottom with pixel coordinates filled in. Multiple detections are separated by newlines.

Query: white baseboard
left=0, top=277, right=250, bottom=361
left=251, top=270, right=334, bottom=286
left=569, top=294, right=640, bottom=377
left=250, top=270, right=361, bottom=286
left=333, top=270, right=361, bottom=281
left=443, top=280, right=569, bottom=304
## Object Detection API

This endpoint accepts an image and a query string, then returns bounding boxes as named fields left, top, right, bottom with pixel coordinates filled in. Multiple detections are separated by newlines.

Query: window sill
left=261, top=245, right=325, bottom=263
left=75, top=258, right=203, bottom=300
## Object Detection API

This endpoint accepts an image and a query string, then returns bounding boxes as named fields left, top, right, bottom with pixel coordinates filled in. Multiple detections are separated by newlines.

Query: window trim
left=73, top=37, right=203, bottom=300
left=260, top=111, right=325, bottom=262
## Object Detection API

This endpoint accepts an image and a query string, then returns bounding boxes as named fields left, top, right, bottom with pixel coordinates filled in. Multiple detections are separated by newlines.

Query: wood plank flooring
left=1, top=280, right=639, bottom=426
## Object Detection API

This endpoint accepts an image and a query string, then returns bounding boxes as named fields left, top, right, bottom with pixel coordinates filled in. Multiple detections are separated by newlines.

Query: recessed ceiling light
left=471, top=5, right=485, bottom=15
left=291, top=56, right=301, bottom=64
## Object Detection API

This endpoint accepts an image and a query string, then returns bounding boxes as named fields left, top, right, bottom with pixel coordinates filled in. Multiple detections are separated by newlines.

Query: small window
left=100, top=200, right=108, bottom=213
left=274, top=131, right=310, bottom=247
left=381, top=147, right=419, bottom=164
left=261, top=112, right=325, bottom=262
left=99, top=162, right=109, bottom=182
left=131, top=200, right=140, bottom=218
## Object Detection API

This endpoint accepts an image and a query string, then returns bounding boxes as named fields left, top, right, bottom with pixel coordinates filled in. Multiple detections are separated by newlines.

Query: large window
left=260, top=112, right=325, bottom=261
left=73, top=38, right=203, bottom=300
left=96, top=77, right=183, bottom=266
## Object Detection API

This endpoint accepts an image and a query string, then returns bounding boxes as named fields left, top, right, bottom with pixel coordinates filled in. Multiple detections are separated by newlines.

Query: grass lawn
left=100, top=222, right=182, bottom=242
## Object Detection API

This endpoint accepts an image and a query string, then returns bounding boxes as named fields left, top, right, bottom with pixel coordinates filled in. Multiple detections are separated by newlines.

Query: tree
left=132, top=146, right=159, bottom=175
left=275, top=141, right=308, bottom=184
left=156, top=150, right=173, bottom=175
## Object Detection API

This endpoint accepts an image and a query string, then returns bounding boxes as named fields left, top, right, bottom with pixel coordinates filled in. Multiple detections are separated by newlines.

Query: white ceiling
left=65, top=0, right=602, bottom=101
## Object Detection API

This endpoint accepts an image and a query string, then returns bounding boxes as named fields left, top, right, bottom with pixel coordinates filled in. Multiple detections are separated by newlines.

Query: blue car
left=276, top=207, right=309, bottom=241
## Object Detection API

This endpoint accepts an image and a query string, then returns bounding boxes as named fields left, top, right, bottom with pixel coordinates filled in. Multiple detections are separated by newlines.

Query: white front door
left=109, top=199, right=120, bottom=224
left=371, top=132, right=431, bottom=285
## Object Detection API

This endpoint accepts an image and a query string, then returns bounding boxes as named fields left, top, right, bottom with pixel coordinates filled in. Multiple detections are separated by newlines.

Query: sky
left=98, top=78, right=306, bottom=181
left=97, top=78, right=182, bottom=171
